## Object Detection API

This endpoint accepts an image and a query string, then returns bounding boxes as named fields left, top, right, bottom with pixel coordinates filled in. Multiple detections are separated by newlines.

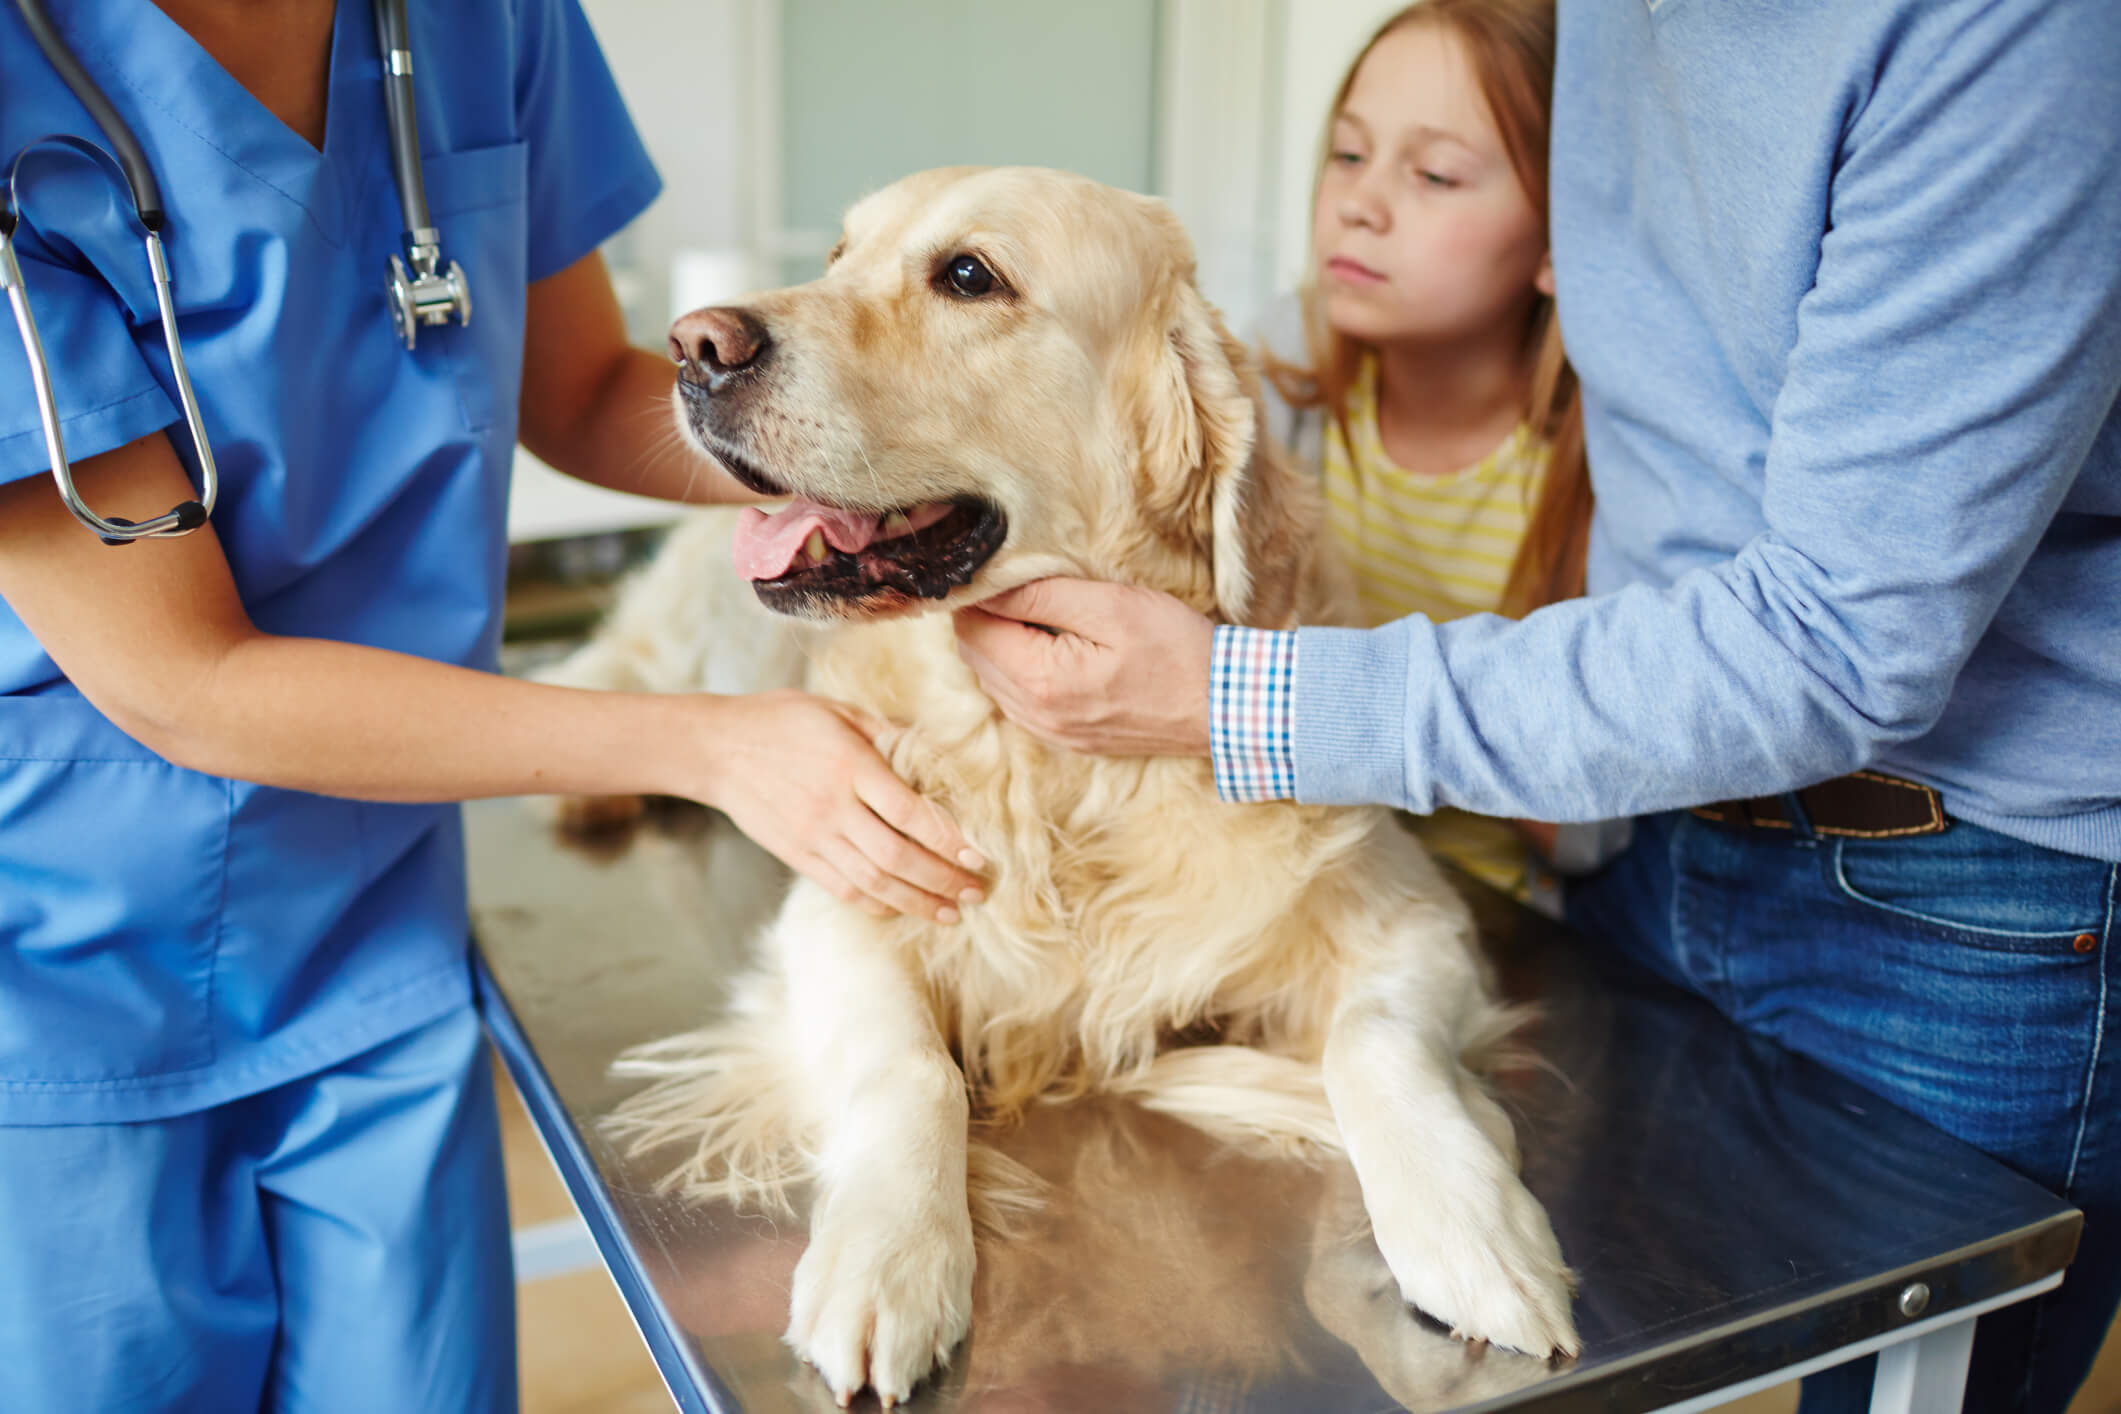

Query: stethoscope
left=0, top=0, right=471, bottom=546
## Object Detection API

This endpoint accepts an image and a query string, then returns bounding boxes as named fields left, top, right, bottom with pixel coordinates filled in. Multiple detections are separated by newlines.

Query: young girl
left=1260, top=0, right=1592, bottom=901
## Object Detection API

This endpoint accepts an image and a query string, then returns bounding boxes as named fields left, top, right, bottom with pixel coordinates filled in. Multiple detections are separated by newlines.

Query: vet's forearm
left=144, top=632, right=711, bottom=803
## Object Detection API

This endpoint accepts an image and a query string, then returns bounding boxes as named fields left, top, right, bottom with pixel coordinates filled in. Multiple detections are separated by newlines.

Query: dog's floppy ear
left=1138, top=280, right=1313, bottom=630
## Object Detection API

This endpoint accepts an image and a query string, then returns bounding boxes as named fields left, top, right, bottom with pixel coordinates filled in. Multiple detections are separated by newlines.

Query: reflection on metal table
left=466, top=796, right=2079, bottom=1414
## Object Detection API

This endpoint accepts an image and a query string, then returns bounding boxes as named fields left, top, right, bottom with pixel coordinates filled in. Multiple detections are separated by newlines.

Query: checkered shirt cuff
left=1209, top=625, right=1299, bottom=802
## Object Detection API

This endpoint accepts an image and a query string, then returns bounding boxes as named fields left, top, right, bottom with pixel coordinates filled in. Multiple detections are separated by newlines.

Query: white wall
left=776, top=0, right=1159, bottom=288
left=577, top=0, right=1411, bottom=328
left=1155, top=0, right=1281, bottom=335
left=579, top=0, right=1408, bottom=335
left=1269, top=0, right=1406, bottom=294
left=508, top=0, right=763, bottom=543
left=580, top=0, right=760, bottom=339
left=1159, top=0, right=1413, bottom=330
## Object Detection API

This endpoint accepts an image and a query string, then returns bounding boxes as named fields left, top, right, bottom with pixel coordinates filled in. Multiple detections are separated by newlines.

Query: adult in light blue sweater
left=952, top=3, right=2121, bottom=1409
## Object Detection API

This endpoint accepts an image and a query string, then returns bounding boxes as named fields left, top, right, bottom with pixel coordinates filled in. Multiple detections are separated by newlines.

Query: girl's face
left=1311, top=22, right=1552, bottom=349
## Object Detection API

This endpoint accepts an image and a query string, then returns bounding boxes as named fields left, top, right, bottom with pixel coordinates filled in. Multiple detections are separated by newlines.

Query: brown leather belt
left=1690, top=770, right=1949, bottom=839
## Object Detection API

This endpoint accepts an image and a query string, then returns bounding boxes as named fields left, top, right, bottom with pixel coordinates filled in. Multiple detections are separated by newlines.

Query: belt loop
left=1781, top=790, right=1818, bottom=841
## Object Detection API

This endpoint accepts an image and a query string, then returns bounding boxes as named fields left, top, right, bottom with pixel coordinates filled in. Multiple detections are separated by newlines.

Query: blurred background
left=507, top=0, right=1409, bottom=552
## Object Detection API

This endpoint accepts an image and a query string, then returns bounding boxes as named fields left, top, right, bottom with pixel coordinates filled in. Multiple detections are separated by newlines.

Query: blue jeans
left=1566, top=808, right=2119, bottom=1414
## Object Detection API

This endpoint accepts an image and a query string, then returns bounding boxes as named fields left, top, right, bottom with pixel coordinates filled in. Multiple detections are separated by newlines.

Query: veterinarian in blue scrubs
left=0, top=3, right=982, bottom=1409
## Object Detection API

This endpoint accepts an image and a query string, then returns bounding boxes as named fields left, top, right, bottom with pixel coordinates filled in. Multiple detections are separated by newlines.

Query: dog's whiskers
left=613, top=405, right=697, bottom=498
left=853, top=441, right=890, bottom=518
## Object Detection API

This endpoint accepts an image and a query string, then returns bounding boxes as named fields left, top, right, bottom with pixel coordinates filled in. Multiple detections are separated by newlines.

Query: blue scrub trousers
left=1568, top=808, right=2121, bottom=1414
left=0, top=1005, right=517, bottom=1413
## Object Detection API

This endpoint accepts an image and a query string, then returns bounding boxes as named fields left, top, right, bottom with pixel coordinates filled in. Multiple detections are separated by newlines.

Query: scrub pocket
left=0, top=696, right=229, bottom=1082
left=415, top=141, right=529, bottom=437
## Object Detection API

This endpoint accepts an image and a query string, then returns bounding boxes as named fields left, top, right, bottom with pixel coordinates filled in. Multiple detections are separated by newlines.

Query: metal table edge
left=1470, top=1209, right=2084, bottom=1414
left=473, top=944, right=745, bottom=1414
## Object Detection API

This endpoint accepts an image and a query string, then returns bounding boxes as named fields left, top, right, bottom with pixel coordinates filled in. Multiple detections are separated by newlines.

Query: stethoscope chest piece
left=375, top=0, right=472, bottom=351
left=386, top=242, right=471, bottom=351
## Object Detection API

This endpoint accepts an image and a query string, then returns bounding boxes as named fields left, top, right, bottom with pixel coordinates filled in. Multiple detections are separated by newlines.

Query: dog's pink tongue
left=732, top=501, right=885, bottom=581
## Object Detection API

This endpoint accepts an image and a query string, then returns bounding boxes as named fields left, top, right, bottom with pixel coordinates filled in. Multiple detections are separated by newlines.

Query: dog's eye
left=940, top=254, right=999, bottom=299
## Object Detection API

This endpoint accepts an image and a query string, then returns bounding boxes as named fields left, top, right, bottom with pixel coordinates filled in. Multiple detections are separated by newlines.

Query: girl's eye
left=1329, top=149, right=1363, bottom=167
left=1416, top=169, right=1459, bottom=189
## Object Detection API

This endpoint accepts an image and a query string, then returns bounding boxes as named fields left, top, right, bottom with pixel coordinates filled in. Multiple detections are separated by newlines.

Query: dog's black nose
left=669, top=306, right=771, bottom=389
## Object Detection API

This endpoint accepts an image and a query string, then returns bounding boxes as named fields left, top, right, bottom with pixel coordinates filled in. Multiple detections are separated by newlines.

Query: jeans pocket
left=1825, top=822, right=2113, bottom=953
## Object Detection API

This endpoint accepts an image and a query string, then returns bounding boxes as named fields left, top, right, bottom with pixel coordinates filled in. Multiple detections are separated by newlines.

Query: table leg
left=1868, top=1316, right=1976, bottom=1414
left=513, top=1214, right=601, bottom=1283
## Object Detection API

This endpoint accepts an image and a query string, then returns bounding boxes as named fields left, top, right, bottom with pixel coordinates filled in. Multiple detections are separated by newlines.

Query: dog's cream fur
left=560, top=167, right=1577, bottom=1406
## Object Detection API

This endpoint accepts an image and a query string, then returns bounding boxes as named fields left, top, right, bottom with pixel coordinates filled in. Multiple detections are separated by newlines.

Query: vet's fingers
left=824, top=835, right=960, bottom=922
left=796, top=852, right=893, bottom=918
left=854, top=766, right=985, bottom=883
left=848, top=802, right=985, bottom=912
left=829, top=700, right=900, bottom=749
left=825, top=705, right=984, bottom=876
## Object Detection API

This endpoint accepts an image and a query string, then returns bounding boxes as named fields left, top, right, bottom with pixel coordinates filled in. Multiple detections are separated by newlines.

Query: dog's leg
left=1322, top=904, right=1579, bottom=1360
left=775, top=885, right=975, bottom=1407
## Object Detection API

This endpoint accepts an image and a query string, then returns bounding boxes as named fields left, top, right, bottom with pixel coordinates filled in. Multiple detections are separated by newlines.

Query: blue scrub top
left=0, top=0, right=661, bottom=1123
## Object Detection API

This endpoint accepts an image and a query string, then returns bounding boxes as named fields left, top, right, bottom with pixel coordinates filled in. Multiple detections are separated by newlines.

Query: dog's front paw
left=787, top=1197, right=976, bottom=1407
left=1368, top=1167, right=1579, bottom=1360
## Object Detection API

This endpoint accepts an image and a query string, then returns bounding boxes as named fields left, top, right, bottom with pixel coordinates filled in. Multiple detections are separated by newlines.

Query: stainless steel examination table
left=465, top=796, right=2080, bottom=1414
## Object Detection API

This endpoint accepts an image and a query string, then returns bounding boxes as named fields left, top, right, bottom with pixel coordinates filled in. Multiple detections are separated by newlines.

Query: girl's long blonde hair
left=1268, top=0, right=1590, bottom=617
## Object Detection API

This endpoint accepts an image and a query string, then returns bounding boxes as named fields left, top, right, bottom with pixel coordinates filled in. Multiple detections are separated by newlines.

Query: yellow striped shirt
left=1322, top=358, right=1550, bottom=897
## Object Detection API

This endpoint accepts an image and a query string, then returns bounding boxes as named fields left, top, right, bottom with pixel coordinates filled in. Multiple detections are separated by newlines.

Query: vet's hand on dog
left=700, top=690, right=987, bottom=921
left=954, top=578, right=1214, bottom=757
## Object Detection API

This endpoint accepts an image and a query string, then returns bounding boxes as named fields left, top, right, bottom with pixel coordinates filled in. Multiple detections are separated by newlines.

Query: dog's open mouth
left=731, top=496, right=1007, bottom=615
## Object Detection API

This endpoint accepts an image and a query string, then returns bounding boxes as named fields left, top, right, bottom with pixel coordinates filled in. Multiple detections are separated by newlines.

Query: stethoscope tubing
left=12, top=0, right=164, bottom=230
left=4, top=0, right=463, bottom=543
left=1, top=135, right=217, bottom=542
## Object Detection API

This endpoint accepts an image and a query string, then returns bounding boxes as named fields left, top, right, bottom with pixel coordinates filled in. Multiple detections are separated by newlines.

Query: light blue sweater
left=1292, top=0, right=2121, bottom=862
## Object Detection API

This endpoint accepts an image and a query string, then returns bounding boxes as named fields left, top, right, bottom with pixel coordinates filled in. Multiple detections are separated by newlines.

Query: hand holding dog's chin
left=682, top=691, right=988, bottom=922
left=952, top=579, right=1213, bottom=758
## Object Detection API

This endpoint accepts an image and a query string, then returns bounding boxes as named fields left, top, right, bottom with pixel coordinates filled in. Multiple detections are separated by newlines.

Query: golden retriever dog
left=555, top=166, right=1577, bottom=1406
